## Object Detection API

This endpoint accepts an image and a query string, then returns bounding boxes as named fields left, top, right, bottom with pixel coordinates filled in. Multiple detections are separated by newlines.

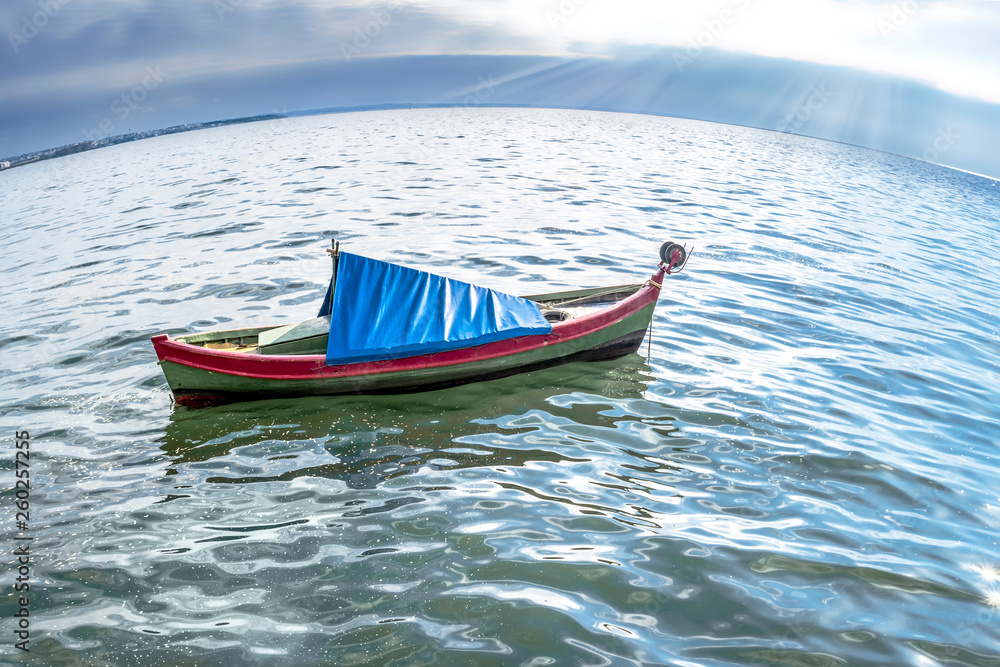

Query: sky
left=2, top=0, right=999, bottom=177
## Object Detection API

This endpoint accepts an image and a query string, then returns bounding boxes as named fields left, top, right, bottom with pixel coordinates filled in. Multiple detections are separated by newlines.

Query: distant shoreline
left=0, top=113, right=289, bottom=172
left=0, top=104, right=443, bottom=172
left=4, top=104, right=998, bottom=183
left=2, top=103, right=601, bottom=172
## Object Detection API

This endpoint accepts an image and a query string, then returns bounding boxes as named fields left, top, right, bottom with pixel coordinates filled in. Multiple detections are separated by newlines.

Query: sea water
left=1, top=107, right=999, bottom=666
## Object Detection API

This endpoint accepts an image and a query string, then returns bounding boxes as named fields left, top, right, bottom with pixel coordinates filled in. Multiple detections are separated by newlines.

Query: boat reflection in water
left=158, top=355, right=661, bottom=489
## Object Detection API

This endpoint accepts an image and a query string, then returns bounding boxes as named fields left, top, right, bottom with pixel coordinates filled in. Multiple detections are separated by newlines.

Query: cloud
left=2, top=0, right=997, bottom=177
left=6, top=0, right=999, bottom=104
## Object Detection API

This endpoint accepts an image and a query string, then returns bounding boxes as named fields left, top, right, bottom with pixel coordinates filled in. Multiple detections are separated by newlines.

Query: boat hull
left=152, top=271, right=664, bottom=404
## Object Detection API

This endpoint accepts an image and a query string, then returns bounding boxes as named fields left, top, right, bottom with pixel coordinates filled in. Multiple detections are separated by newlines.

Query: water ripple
left=2, top=108, right=999, bottom=666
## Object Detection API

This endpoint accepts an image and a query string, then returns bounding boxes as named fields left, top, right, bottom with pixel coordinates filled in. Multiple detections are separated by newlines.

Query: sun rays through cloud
left=1, top=0, right=998, bottom=176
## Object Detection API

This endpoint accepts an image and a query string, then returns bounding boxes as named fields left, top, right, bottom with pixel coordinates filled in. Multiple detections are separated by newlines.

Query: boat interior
left=177, top=283, right=644, bottom=356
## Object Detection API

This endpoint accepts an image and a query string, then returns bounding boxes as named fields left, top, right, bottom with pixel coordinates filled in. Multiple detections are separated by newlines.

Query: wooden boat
left=152, top=241, right=691, bottom=405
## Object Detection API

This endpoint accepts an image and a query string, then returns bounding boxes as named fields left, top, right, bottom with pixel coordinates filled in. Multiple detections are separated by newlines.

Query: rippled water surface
left=2, top=108, right=1000, bottom=666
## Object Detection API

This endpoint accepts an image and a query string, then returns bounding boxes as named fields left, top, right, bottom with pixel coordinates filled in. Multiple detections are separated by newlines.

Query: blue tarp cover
left=320, top=252, right=552, bottom=365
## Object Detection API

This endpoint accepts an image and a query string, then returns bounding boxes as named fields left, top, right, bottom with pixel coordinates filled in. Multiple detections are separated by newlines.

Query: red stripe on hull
left=152, top=269, right=665, bottom=381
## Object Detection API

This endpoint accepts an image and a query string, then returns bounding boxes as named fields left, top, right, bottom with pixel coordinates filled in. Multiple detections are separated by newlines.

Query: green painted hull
left=157, top=302, right=655, bottom=401
left=151, top=274, right=668, bottom=405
